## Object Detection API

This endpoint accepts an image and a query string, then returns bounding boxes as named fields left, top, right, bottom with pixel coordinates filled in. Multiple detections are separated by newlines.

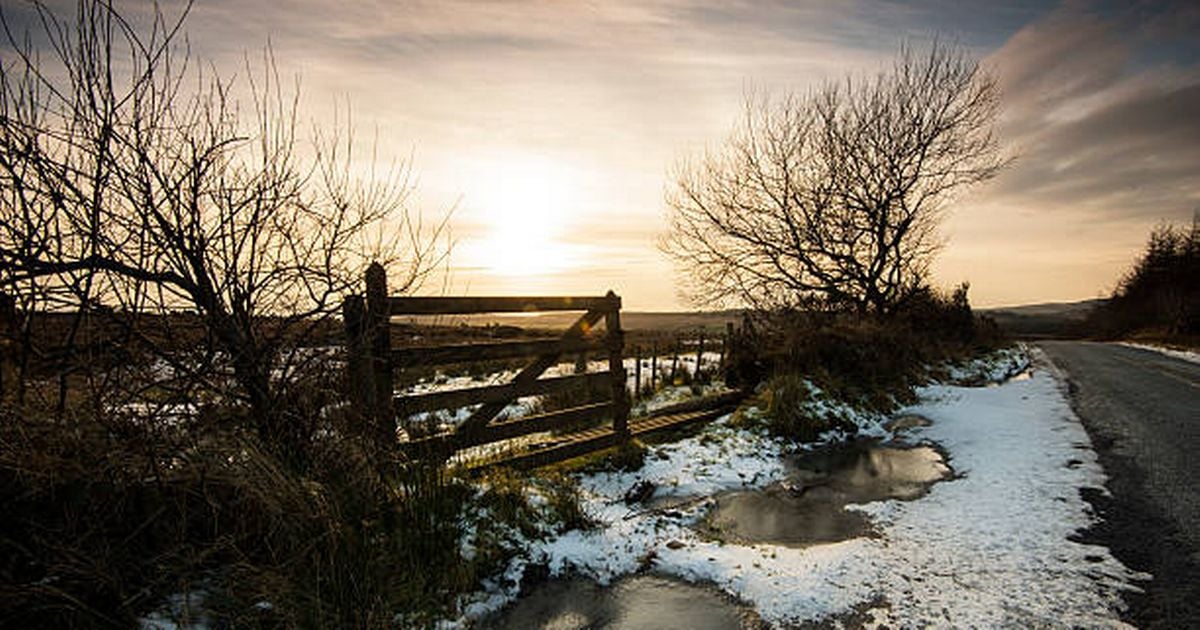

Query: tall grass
left=0, top=392, right=476, bottom=627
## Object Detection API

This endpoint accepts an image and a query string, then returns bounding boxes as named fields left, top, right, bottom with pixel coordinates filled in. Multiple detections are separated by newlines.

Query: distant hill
left=388, top=299, right=1110, bottom=340
left=982, top=299, right=1106, bottom=319
left=980, top=299, right=1106, bottom=339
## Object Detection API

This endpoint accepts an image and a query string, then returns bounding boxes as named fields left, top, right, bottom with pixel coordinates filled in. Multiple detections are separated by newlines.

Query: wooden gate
left=343, top=263, right=631, bottom=462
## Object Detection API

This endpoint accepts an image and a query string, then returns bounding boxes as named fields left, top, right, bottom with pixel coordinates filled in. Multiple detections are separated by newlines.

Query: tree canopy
left=1089, top=215, right=1200, bottom=338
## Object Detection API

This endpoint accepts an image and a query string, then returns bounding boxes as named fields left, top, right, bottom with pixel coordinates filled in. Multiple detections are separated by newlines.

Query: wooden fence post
left=0, top=293, right=15, bottom=406
left=650, top=341, right=658, bottom=394
left=604, top=291, right=630, bottom=439
left=574, top=351, right=587, bottom=374
left=670, top=337, right=680, bottom=384
left=695, top=331, right=706, bottom=381
left=365, top=262, right=394, bottom=447
left=634, top=346, right=642, bottom=400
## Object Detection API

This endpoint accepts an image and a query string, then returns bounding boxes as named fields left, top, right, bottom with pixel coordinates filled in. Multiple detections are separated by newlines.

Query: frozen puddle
left=702, top=438, right=952, bottom=546
left=485, top=574, right=764, bottom=629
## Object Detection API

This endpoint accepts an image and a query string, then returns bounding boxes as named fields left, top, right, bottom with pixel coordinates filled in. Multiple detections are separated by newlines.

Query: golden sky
left=10, top=0, right=1199, bottom=309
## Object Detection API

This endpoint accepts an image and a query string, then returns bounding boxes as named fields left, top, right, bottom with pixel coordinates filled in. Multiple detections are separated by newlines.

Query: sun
left=459, top=155, right=583, bottom=279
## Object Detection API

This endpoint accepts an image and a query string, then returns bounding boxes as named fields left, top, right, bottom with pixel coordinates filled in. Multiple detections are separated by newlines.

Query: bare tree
left=663, top=41, right=1007, bottom=315
left=0, top=1, right=447, bottom=448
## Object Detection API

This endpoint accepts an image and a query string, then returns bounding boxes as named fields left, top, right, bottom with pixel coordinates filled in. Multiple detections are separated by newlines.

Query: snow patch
left=451, top=347, right=1141, bottom=627
left=1119, top=341, right=1200, bottom=365
left=944, top=344, right=1031, bottom=385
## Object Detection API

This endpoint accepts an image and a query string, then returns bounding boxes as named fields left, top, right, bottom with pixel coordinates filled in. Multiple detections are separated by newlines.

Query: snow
left=139, top=590, right=210, bottom=629
left=397, top=353, right=729, bottom=441
left=630, top=380, right=731, bottom=417
left=447, top=348, right=1143, bottom=628
left=944, top=344, right=1031, bottom=385
left=1119, top=341, right=1200, bottom=365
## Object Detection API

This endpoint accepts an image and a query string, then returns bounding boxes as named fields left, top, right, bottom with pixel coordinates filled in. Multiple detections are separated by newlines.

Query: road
left=1039, top=341, right=1200, bottom=628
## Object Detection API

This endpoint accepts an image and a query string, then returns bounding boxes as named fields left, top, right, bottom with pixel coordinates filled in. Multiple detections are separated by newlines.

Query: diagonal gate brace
left=455, top=306, right=609, bottom=442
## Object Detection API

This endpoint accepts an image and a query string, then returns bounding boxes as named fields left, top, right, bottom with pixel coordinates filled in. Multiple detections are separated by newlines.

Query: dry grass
left=0, top=396, right=484, bottom=627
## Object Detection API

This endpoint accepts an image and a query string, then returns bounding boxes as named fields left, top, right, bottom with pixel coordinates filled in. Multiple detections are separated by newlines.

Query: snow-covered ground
left=1119, top=341, right=1200, bottom=365
left=397, top=352, right=726, bottom=437
left=446, top=348, right=1143, bottom=628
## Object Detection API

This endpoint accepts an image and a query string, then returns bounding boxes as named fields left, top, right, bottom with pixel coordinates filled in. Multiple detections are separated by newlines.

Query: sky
left=7, top=0, right=1200, bottom=310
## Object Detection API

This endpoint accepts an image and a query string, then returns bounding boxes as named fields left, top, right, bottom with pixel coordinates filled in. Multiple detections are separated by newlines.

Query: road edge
left=1037, top=342, right=1200, bottom=629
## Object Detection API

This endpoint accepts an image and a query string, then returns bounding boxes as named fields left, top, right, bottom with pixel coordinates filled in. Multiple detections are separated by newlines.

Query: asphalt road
left=1040, top=341, right=1200, bottom=628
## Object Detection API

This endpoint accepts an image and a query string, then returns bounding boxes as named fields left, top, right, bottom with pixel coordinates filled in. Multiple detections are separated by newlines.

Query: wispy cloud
left=986, top=3, right=1200, bottom=220
left=935, top=1, right=1200, bottom=305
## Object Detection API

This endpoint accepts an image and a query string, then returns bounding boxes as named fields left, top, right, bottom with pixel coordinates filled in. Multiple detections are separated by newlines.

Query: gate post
left=604, top=291, right=630, bottom=439
left=634, top=346, right=642, bottom=400
left=365, top=262, right=395, bottom=447
left=650, top=342, right=658, bottom=394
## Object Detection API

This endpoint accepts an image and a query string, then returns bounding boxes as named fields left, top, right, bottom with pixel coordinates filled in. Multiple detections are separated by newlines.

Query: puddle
left=703, top=439, right=952, bottom=546
left=782, top=439, right=951, bottom=504
left=486, top=574, right=764, bottom=629
left=705, top=485, right=875, bottom=545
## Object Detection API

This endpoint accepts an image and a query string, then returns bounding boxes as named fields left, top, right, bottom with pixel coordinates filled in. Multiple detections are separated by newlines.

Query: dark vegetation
left=2, top=378, right=456, bottom=627
left=1086, top=217, right=1200, bottom=346
left=983, top=218, right=1200, bottom=346
left=726, top=283, right=1005, bottom=440
left=0, top=1, right=574, bottom=626
left=0, top=389, right=592, bottom=627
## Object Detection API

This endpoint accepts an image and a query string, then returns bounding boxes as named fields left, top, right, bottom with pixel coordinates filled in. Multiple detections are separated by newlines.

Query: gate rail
left=342, top=263, right=630, bottom=459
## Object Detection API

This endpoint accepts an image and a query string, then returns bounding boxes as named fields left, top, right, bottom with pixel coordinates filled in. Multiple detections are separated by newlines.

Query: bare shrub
left=663, top=41, right=1007, bottom=315
left=0, top=0, right=447, bottom=451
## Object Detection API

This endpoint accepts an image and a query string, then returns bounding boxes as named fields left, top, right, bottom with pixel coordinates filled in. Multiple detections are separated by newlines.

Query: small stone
left=624, top=479, right=656, bottom=505
left=666, top=539, right=687, bottom=550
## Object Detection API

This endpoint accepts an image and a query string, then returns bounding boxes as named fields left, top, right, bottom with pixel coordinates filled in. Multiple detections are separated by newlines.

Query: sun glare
left=459, top=155, right=583, bottom=279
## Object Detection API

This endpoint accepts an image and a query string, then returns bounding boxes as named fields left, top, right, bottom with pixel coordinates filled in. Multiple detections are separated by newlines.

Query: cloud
left=985, top=1, right=1200, bottom=223
left=8, top=0, right=1197, bottom=307
left=929, top=1, right=1200, bottom=305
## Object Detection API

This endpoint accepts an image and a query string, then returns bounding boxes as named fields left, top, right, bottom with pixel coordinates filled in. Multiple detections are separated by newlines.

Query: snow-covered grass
left=943, top=343, right=1031, bottom=385
left=444, top=348, right=1142, bottom=627
left=398, top=353, right=728, bottom=440
left=140, top=591, right=209, bottom=630
left=630, top=379, right=731, bottom=417
left=1119, top=341, right=1200, bottom=364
